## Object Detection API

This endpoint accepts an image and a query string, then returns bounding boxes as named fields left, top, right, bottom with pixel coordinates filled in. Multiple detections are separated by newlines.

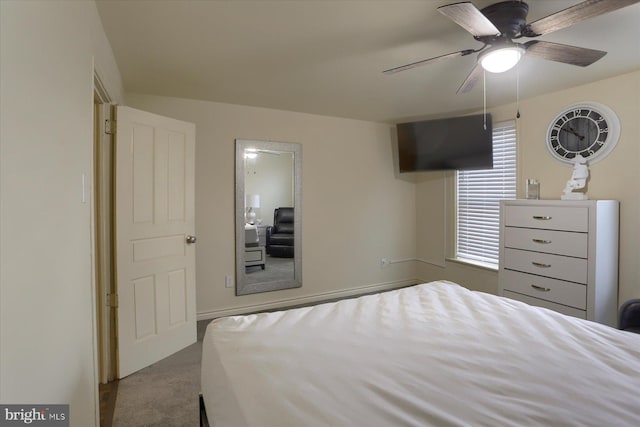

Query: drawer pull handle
left=532, top=261, right=551, bottom=268
left=531, top=284, right=551, bottom=292
left=532, top=239, right=552, bottom=244
left=533, top=215, right=552, bottom=220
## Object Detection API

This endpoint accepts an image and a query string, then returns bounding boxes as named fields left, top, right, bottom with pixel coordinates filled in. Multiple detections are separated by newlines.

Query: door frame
left=93, top=70, right=117, bottom=385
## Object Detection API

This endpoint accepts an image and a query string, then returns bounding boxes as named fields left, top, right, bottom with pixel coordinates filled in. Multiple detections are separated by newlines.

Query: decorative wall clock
left=545, top=102, right=620, bottom=165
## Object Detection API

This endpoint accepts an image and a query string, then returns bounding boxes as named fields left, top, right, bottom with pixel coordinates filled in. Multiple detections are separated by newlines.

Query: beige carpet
left=246, top=255, right=294, bottom=285
left=112, top=320, right=210, bottom=426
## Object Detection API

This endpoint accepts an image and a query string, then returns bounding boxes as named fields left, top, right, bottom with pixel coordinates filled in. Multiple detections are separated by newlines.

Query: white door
left=115, top=106, right=196, bottom=378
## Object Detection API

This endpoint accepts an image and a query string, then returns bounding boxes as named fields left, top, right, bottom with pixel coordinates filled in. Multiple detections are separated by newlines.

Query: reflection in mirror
left=235, top=139, right=302, bottom=295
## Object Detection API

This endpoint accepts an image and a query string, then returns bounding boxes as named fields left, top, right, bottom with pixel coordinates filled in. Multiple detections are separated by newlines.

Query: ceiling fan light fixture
left=479, top=45, right=525, bottom=73
left=244, top=148, right=258, bottom=159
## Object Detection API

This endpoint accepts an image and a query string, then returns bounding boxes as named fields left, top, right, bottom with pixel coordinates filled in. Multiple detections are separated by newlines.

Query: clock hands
left=560, top=125, right=585, bottom=141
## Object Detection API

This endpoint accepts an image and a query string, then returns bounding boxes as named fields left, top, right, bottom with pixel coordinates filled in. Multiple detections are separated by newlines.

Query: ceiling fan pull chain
left=483, top=69, right=487, bottom=130
left=516, top=61, right=521, bottom=119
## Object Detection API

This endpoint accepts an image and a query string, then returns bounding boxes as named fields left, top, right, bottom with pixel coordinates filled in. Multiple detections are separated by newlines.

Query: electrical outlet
left=225, top=275, right=234, bottom=288
left=380, top=258, right=389, bottom=269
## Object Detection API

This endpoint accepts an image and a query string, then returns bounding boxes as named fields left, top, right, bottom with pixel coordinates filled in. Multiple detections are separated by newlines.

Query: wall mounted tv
left=397, top=113, right=493, bottom=172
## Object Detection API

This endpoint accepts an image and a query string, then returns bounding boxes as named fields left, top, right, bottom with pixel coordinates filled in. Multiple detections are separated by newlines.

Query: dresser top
left=501, top=199, right=618, bottom=207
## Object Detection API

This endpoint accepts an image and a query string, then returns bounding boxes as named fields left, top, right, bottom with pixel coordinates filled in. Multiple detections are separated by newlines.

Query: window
left=456, top=120, right=517, bottom=266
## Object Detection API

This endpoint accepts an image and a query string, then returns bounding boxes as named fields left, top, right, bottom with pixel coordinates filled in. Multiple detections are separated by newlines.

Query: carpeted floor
left=112, top=320, right=210, bottom=426
left=246, top=254, right=294, bottom=284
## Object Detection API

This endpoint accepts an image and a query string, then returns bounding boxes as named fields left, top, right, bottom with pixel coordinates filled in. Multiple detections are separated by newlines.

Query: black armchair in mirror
left=266, top=207, right=294, bottom=258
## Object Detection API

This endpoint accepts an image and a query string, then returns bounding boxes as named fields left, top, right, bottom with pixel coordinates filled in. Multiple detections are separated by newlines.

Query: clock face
left=546, top=102, right=620, bottom=165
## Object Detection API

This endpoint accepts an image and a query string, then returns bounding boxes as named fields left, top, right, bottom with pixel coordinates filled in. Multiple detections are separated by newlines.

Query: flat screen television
left=397, top=113, right=493, bottom=172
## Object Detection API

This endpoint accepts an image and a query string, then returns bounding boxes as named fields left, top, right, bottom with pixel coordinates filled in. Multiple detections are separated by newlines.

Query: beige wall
left=0, top=1, right=124, bottom=425
left=417, top=70, right=640, bottom=305
left=130, top=70, right=639, bottom=317
left=126, top=94, right=417, bottom=317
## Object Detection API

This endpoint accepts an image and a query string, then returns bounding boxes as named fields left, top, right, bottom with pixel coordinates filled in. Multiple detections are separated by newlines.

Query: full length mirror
left=235, top=139, right=302, bottom=295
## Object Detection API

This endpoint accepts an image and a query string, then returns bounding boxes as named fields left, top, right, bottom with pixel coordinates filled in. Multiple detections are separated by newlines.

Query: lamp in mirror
left=245, top=194, right=260, bottom=224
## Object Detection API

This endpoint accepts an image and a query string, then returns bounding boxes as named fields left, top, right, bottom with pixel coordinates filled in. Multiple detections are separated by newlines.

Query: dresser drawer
left=503, top=291, right=587, bottom=320
left=504, top=227, right=588, bottom=258
left=501, top=269, right=586, bottom=309
left=503, top=248, right=588, bottom=283
left=245, top=247, right=265, bottom=262
left=505, top=205, right=588, bottom=232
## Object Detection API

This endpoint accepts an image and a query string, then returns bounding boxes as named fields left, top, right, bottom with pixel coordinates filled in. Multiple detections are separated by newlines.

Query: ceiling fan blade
left=524, top=40, right=607, bottom=67
left=383, top=49, right=474, bottom=75
left=523, top=0, right=640, bottom=37
left=457, top=63, right=483, bottom=94
left=437, top=2, right=500, bottom=38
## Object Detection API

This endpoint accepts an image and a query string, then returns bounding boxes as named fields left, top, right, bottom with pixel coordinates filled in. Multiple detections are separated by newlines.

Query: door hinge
left=106, top=293, right=118, bottom=307
left=104, top=119, right=116, bottom=135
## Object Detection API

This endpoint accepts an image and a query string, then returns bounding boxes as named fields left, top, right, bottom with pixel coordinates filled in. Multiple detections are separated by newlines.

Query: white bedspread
left=201, top=281, right=640, bottom=426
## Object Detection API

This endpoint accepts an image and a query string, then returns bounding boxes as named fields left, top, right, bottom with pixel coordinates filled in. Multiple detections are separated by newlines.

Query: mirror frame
left=235, top=139, right=302, bottom=295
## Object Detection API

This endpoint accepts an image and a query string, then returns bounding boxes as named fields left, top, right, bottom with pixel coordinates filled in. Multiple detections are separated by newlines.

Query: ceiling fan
left=383, top=0, right=640, bottom=94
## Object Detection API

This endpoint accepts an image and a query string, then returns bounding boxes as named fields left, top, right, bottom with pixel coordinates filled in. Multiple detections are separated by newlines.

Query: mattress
left=201, top=281, right=640, bottom=426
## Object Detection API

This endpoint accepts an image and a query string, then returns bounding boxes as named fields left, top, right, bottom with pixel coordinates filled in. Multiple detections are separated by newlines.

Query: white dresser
left=498, top=200, right=619, bottom=326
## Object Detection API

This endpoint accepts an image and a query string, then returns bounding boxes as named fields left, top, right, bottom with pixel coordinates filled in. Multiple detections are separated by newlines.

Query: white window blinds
left=456, top=120, right=517, bottom=265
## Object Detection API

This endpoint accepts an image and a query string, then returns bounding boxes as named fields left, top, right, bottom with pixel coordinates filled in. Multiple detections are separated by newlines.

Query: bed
left=200, top=281, right=640, bottom=426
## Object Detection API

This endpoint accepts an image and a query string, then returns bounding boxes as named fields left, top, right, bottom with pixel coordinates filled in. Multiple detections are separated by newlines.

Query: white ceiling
left=96, top=0, right=640, bottom=123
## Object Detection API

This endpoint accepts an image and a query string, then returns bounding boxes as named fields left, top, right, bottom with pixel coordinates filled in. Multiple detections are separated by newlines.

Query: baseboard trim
left=196, top=278, right=420, bottom=321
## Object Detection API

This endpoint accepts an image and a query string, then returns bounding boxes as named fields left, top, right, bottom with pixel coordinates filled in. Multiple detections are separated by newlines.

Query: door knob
left=186, top=235, right=197, bottom=244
